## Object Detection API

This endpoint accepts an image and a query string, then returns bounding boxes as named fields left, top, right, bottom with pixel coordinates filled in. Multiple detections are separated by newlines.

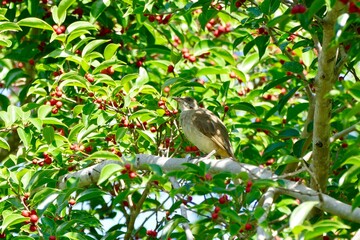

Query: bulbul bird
left=174, top=97, right=235, bottom=159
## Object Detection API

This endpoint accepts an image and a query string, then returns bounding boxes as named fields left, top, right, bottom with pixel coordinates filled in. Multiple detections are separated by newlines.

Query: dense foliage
left=0, top=0, right=359, bottom=239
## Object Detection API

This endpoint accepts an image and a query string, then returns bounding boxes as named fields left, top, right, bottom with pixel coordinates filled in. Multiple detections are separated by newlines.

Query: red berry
left=49, top=236, right=56, bottom=240
left=219, top=195, right=228, bottom=204
left=349, top=2, right=359, bottom=13
left=128, top=171, right=137, bottom=178
left=341, top=142, right=348, bottom=148
left=44, top=156, right=52, bottom=164
left=167, top=64, right=174, bottom=73
left=266, top=158, right=275, bottom=166
left=214, top=206, right=221, bottom=213
left=68, top=199, right=76, bottom=205
left=124, top=163, right=131, bottom=170
left=55, top=101, right=63, bottom=109
left=205, top=173, right=212, bottom=181
left=257, top=27, right=266, bottom=34
left=29, top=224, right=37, bottom=232
left=185, top=146, right=192, bottom=152
left=21, top=210, right=31, bottom=217
left=224, top=105, right=229, bottom=112
left=164, top=86, right=171, bottom=93
left=150, top=126, right=157, bottom=133
left=245, top=186, right=251, bottom=193
left=189, top=55, right=196, bottom=63
left=148, top=15, right=155, bottom=22
left=30, top=214, right=38, bottom=223
left=29, top=59, right=35, bottom=65
left=245, top=223, right=252, bottom=230
left=211, top=212, right=218, bottom=220
left=0, top=233, right=5, bottom=238
left=246, top=181, right=253, bottom=187
left=229, top=72, right=236, bottom=78
left=52, top=108, right=58, bottom=114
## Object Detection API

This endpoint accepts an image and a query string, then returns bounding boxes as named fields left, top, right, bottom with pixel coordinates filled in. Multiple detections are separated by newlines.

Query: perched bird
left=174, top=97, right=235, bottom=159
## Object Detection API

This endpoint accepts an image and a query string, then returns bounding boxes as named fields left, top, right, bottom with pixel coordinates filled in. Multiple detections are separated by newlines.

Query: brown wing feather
left=192, top=108, right=234, bottom=158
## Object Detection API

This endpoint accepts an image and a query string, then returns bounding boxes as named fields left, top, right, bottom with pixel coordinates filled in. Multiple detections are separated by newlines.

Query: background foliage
left=0, top=0, right=359, bottom=239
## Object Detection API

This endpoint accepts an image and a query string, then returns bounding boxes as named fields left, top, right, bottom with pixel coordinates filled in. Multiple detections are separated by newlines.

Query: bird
left=173, top=97, right=235, bottom=159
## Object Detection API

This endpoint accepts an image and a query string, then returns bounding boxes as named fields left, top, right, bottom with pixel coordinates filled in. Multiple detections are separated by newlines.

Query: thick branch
left=311, top=2, right=347, bottom=191
left=58, top=154, right=360, bottom=223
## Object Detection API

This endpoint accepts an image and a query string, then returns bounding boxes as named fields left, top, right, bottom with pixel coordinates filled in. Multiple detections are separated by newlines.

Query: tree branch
left=330, top=121, right=360, bottom=143
left=311, top=1, right=347, bottom=191
left=58, top=154, right=360, bottom=224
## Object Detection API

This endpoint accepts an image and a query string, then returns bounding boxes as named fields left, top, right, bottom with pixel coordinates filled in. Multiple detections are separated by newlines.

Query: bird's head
left=173, top=97, right=199, bottom=111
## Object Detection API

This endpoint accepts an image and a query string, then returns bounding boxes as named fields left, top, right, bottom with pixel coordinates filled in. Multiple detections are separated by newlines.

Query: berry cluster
left=206, top=18, right=232, bottom=38
left=290, top=5, right=307, bottom=14
left=21, top=207, right=38, bottom=232
left=146, top=229, right=157, bottom=238
left=146, top=14, right=172, bottom=25
left=211, top=206, right=221, bottom=220
left=52, top=25, right=66, bottom=35
left=100, top=66, right=115, bottom=75
left=219, top=194, right=229, bottom=204
left=45, top=87, right=63, bottom=114
left=121, top=163, right=137, bottom=178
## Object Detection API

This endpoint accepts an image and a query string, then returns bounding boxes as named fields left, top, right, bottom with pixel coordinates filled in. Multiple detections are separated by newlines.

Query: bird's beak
left=173, top=97, right=182, bottom=102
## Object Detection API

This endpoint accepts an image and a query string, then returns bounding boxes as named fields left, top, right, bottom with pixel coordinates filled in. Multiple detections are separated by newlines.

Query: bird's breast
left=180, top=111, right=220, bottom=154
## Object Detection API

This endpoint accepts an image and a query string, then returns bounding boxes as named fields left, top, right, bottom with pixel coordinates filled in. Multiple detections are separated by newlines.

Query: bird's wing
left=192, top=108, right=234, bottom=158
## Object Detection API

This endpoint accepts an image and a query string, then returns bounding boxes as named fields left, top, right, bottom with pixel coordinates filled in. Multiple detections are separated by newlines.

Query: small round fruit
left=30, top=214, right=38, bottom=223
left=68, top=199, right=76, bottom=206
left=211, top=212, right=219, bottom=220
left=29, top=224, right=37, bottom=232
left=245, top=223, right=252, bottom=230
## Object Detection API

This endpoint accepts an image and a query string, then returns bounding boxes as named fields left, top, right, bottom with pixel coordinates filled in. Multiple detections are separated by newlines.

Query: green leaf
left=90, top=0, right=111, bottom=23
left=290, top=201, right=318, bottom=229
left=17, top=127, right=31, bottom=149
left=4, top=68, right=26, bottom=88
left=349, top=83, right=360, bottom=101
left=77, top=188, right=106, bottom=202
left=211, top=47, right=235, bottom=65
left=277, top=128, right=300, bottom=138
left=1, top=210, right=27, bottom=232
left=65, top=21, right=97, bottom=34
left=282, top=61, right=303, bottom=73
left=57, top=0, right=76, bottom=25
left=0, top=39, right=12, bottom=47
left=82, top=39, right=110, bottom=58
left=104, top=43, right=119, bottom=60
left=305, top=220, right=349, bottom=239
left=247, top=7, right=262, bottom=18
left=254, top=35, right=270, bottom=60
left=293, top=139, right=306, bottom=158
left=263, top=142, right=287, bottom=158
left=42, top=118, right=68, bottom=127
left=86, top=151, right=122, bottom=161
left=196, top=67, right=228, bottom=76
left=136, top=129, right=155, bottom=144
left=221, top=208, right=244, bottom=225
left=233, top=102, right=258, bottom=115
left=43, top=125, right=55, bottom=144
left=278, top=86, right=299, bottom=113
left=0, top=137, right=10, bottom=151
left=97, top=163, right=122, bottom=184
left=37, top=105, right=52, bottom=119
left=17, top=17, right=53, bottom=30
left=0, top=22, right=21, bottom=32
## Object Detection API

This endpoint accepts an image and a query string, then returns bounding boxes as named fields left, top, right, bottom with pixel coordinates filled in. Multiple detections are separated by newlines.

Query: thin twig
left=330, top=121, right=360, bottom=143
